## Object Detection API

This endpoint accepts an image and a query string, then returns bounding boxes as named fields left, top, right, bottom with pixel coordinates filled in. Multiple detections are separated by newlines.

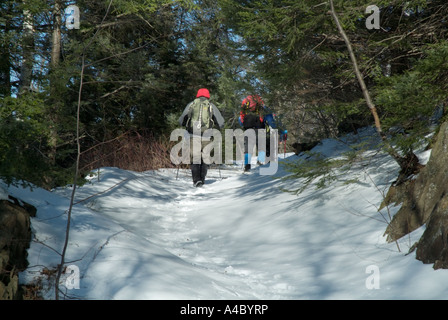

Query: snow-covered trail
left=57, top=159, right=404, bottom=299
left=12, top=129, right=448, bottom=300
left=77, top=165, right=304, bottom=299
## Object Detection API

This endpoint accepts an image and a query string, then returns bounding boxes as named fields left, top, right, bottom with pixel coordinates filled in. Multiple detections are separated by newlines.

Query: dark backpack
left=186, top=98, right=213, bottom=133
left=242, top=114, right=264, bottom=129
left=241, top=102, right=264, bottom=129
left=241, top=95, right=265, bottom=129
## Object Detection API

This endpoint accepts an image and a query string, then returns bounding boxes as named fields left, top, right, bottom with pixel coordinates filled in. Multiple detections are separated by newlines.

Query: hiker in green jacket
left=179, top=88, right=225, bottom=187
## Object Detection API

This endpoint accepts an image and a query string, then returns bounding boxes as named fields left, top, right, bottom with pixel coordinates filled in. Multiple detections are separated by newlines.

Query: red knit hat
left=196, top=88, right=210, bottom=99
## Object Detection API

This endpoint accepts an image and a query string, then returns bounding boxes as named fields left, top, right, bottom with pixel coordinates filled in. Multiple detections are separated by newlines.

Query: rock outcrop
left=384, top=121, right=448, bottom=269
left=0, top=195, right=35, bottom=299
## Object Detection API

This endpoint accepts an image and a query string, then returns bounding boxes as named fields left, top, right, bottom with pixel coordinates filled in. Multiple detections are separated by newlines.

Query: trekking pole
left=176, top=165, right=180, bottom=180
left=283, top=130, right=287, bottom=159
left=283, top=141, right=286, bottom=158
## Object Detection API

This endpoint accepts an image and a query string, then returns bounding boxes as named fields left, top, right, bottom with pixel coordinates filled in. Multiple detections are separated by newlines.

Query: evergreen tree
left=3, top=0, right=447, bottom=188
left=220, top=0, right=448, bottom=180
left=1, top=0, right=248, bottom=187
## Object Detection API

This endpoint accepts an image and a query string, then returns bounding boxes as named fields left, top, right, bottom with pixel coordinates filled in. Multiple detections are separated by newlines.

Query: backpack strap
left=185, top=101, right=194, bottom=131
left=209, top=102, right=214, bottom=128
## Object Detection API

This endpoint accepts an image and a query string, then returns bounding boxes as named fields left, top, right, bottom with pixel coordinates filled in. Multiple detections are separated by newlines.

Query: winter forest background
left=2, top=0, right=448, bottom=190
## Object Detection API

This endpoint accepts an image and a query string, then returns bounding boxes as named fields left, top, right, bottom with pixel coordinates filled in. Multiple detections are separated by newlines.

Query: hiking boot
left=244, top=164, right=251, bottom=172
left=194, top=181, right=204, bottom=188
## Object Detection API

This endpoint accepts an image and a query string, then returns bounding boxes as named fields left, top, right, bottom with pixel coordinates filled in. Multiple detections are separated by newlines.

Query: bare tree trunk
left=54, top=0, right=115, bottom=300
left=51, top=0, right=62, bottom=68
left=55, top=54, right=85, bottom=301
left=328, top=0, right=420, bottom=181
left=19, top=5, right=34, bottom=94
left=328, top=0, right=381, bottom=134
left=48, top=0, right=63, bottom=164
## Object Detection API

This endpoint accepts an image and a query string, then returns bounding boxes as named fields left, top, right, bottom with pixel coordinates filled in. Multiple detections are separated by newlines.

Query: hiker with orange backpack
left=239, top=95, right=287, bottom=172
left=238, top=95, right=268, bottom=172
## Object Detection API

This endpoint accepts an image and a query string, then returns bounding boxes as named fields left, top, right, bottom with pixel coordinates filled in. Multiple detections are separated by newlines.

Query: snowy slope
left=8, top=127, right=448, bottom=300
